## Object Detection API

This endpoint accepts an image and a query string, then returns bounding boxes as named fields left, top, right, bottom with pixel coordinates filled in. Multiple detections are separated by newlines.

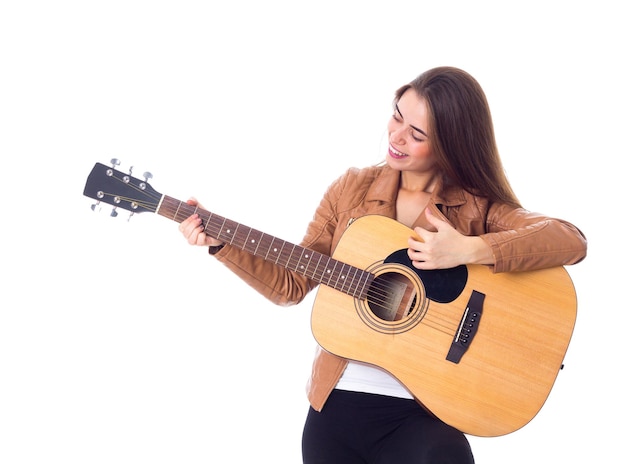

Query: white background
left=1, top=1, right=622, bottom=462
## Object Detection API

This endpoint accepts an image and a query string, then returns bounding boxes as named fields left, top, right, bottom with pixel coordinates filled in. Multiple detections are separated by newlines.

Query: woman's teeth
left=390, top=146, right=407, bottom=157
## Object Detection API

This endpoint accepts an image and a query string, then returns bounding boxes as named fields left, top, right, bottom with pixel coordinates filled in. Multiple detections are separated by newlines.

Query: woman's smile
left=388, top=144, right=408, bottom=159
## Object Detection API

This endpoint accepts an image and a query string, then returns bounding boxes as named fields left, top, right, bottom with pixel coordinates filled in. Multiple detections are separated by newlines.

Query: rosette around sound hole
left=357, top=263, right=428, bottom=334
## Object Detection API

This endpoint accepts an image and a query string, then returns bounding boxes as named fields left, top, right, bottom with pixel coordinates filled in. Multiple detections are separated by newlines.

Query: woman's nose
left=389, top=128, right=406, bottom=146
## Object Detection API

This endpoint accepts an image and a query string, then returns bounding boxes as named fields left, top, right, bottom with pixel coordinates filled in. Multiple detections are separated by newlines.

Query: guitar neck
left=158, top=195, right=374, bottom=299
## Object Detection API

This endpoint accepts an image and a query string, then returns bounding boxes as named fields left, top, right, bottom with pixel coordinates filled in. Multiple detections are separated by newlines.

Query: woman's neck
left=400, top=171, right=439, bottom=193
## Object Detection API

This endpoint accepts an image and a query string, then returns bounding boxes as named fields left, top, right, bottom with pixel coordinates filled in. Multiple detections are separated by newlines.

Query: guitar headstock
left=83, top=160, right=162, bottom=217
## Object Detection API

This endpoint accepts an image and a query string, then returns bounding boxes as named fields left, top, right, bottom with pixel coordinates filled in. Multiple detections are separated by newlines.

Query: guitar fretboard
left=158, top=195, right=374, bottom=299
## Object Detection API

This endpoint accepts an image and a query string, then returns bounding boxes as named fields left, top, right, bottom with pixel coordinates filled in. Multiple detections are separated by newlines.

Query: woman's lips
left=388, top=144, right=408, bottom=159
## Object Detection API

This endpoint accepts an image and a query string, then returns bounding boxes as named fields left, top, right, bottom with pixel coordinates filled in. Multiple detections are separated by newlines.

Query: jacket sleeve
left=480, top=203, right=587, bottom=273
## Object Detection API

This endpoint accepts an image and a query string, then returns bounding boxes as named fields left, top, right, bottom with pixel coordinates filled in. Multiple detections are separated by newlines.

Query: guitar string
left=106, top=180, right=458, bottom=336
left=157, top=199, right=458, bottom=336
left=117, top=184, right=384, bottom=306
left=159, top=200, right=414, bottom=303
left=157, top=201, right=405, bottom=303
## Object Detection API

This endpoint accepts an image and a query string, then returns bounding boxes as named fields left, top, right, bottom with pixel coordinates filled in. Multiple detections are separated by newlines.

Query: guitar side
left=310, top=215, right=577, bottom=437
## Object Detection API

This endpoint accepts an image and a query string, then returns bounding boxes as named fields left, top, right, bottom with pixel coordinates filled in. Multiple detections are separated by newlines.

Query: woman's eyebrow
left=395, top=104, right=428, bottom=137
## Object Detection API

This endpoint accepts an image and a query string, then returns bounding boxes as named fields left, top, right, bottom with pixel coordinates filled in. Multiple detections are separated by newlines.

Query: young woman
left=178, top=66, right=587, bottom=463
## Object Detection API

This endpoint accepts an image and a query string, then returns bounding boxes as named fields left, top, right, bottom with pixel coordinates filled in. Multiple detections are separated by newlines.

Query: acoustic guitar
left=83, top=161, right=577, bottom=437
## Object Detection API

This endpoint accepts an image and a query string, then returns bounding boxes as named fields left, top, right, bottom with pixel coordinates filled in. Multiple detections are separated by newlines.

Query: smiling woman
left=4, top=0, right=620, bottom=462
left=176, top=66, right=587, bottom=463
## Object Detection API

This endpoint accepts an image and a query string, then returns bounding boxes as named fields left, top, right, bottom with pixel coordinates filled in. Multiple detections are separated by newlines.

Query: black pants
left=302, top=390, right=474, bottom=464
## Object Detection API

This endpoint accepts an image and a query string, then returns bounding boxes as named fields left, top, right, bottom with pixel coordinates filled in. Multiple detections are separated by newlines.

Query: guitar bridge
left=446, top=290, right=485, bottom=364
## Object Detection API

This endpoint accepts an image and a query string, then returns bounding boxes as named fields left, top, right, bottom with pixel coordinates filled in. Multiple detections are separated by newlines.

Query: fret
left=354, top=270, right=369, bottom=300
left=301, top=250, right=310, bottom=274
left=295, top=249, right=309, bottom=275
left=252, top=231, right=264, bottom=255
left=231, top=222, right=243, bottom=248
left=289, top=244, right=302, bottom=272
left=284, top=242, right=297, bottom=272
left=309, top=252, right=324, bottom=281
left=241, top=227, right=252, bottom=252
left=322, top=260, right=339, bottom=288
left=320, top=255, right=332, bottom=282
left=274, top=240, right=286, bottom=265
left=255, top=231, right=269, bottom=256
left=204, top=211, right=218, bottom=238
left=216, top=217, right=229, bottom=244
left=333, top=260, right=343, bottom=288
left=173, top=200, right=183, bottom=222
left=264, top=236, right=276, bottom=260
left=344, top=265, right=359, bottom=297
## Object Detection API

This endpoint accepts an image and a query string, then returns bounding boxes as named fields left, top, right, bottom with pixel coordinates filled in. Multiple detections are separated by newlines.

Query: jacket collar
left=366, top=164, right=468, bottom=208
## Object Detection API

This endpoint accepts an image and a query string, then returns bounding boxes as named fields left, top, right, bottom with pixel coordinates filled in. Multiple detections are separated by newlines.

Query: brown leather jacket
left=213, top=164, right=587, bottom=411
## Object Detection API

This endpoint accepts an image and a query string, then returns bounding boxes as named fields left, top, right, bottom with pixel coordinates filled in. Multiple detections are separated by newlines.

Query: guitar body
left=310, top=215, right=577, bottom=437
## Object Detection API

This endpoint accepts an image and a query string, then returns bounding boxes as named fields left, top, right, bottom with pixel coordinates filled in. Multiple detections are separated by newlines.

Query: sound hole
left=367, top=272, right=417, bottom=322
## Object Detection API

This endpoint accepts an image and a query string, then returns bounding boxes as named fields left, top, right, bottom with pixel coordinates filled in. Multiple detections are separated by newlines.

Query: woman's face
left=386, top=88, right=437, bottom=173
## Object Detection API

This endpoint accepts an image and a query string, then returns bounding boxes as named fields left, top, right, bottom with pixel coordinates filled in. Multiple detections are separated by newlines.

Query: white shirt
left=334, top=360, right=414, bottom=399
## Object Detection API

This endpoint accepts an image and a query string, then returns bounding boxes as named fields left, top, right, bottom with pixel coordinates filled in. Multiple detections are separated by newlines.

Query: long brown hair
left=395, top=67, right=521, bottom=207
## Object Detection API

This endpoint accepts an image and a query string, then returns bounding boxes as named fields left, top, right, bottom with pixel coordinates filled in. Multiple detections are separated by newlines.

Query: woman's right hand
left=178, top=197, right=224, bottom=248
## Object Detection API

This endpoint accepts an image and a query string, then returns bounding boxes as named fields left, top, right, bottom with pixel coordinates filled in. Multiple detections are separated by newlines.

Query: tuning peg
left=110, top=158, right=121, bottom=168
left=127, top=212, right=134, bottom=222
left=110, top=207, right=118, bottom=218
left=90, top=201, right=101, bottom=212
left=143, top=171, right=153, bottom=181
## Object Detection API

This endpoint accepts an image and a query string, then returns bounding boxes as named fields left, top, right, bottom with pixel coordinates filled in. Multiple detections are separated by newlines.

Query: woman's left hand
left=407, top=208, right=493, bottom=269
